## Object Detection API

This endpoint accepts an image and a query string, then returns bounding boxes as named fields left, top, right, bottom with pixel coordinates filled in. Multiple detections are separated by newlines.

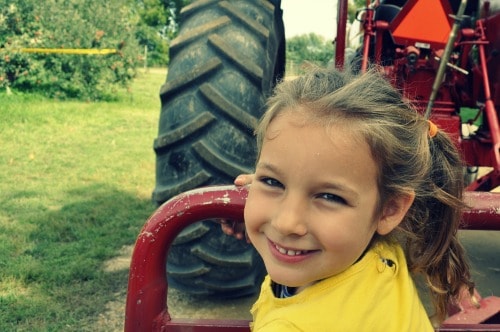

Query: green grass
left=0, top=68, right=166, bottom=331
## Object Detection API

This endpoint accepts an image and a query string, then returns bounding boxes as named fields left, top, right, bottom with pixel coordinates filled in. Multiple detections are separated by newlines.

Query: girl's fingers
left=234, top=174, right=254, bottom=186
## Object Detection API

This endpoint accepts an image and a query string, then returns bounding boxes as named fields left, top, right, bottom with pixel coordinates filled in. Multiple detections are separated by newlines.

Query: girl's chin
left=266, top=269, right=315, bottom=288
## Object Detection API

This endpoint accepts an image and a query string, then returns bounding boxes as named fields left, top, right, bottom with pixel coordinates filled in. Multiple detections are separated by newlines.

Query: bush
left=286, top=33, right=335, bottom=75
left=0, top=0, right=141, bottom=100
left=135, top=24, right=169, bottom=67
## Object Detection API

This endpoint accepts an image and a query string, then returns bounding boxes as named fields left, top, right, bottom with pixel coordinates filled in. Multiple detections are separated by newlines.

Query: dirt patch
left=103, top=245, right=134, bottom=273
left=95, top=245, right=133, bottom=332
left=95, top=289, right=127, bottom=332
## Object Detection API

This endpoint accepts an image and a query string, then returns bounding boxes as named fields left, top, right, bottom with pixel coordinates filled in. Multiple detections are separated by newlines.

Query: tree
left=286, top=33, right=334, bottom=73
left=135, top=0, right=191, bottom=66
left=0, top=0, right=141, bottom=100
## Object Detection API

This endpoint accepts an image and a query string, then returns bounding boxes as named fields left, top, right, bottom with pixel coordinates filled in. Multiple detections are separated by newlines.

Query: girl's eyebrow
left=255, top=162, right=279, bottom=173
left=255, top=162, right=288, bottom=180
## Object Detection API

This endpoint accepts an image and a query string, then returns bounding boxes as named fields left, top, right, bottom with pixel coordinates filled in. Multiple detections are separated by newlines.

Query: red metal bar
left=360, top=7, right=375, bottom=73
left=466, top=169, right=500, bottom=192
left=477, top=19, right=500, bottom=171
left=444, top=294, right=500, bottom=326
left=463, top=191, right=500, bottom=230
left=439, top=325, right=500, bottom=331
left=125, top=186, right=500, bottom=331
left=125, top=185, right=249, bottom=332
left=373, top=20, right=389, bottom=64
left=164, top=319, right=250, bottom=332
left=335, top=0, right=348, bottom=69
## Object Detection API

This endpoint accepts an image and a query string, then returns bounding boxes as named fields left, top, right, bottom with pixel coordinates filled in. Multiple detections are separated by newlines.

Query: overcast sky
left=281, top=0, right=338, bottom=39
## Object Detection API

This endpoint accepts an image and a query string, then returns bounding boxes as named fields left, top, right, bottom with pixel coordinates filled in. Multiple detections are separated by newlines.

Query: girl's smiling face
left=245, top=109, right=392, bottom=289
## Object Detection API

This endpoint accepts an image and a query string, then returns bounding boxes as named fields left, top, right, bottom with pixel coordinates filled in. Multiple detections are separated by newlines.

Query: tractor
left=126, top=0, right=500, bottom=330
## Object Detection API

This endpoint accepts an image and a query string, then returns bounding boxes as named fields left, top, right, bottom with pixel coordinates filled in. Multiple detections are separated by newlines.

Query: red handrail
left=125, top=186, right=250, bottom=332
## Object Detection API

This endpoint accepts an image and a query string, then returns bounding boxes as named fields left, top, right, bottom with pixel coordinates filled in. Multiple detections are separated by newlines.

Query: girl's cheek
left=245, top=195, right=264, bottom=229
left=244, top=198, right=256, bottom=228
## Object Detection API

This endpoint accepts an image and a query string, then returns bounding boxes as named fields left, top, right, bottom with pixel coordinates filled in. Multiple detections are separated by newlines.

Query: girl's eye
left=260, top=177, right=284, bottom=189
left=318, top=193, right=347, bottom=205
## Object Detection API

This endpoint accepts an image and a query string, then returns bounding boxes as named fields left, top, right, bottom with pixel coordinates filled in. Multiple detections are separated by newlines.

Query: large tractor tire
left=153, top=0, right=285, bottom=297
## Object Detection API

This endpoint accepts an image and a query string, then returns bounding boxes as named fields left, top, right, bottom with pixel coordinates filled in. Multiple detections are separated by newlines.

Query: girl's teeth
left=276, top=245, right=303, bottom=256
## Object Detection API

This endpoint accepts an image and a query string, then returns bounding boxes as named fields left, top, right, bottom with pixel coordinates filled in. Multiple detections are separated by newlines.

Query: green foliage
left=136, top=20, right=170, bottom=66
left=286, top=33, right=334, bottom=73
left=0, top=0, right=141, bottom=100
left=136, top=0, right=170, bottom=66
left=136, top=0, right=191, bottom=67
left=348, top=0, right=367, bottom=22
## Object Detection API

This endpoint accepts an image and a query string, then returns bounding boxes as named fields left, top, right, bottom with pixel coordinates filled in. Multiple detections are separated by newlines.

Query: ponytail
left=402, top=128, right=474, bottom=323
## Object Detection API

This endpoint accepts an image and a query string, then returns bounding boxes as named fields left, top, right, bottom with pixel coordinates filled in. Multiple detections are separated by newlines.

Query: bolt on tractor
left=126, top=0, right=500, bottom=330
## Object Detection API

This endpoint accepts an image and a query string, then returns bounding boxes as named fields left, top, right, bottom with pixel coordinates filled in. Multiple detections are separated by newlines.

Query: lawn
left=0, top=68, right=166, bottom=331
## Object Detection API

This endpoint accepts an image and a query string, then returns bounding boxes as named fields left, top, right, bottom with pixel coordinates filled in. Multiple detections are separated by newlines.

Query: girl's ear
left=376, top=192, right=415, bottom=235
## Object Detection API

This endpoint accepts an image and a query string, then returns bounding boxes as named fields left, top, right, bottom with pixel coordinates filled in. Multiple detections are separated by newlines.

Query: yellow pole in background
left=17, top=48, right=117, bottom=55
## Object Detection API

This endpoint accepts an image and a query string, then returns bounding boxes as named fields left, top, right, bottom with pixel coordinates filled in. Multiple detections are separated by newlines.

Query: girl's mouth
left=268, top=239, right=318, bottom=263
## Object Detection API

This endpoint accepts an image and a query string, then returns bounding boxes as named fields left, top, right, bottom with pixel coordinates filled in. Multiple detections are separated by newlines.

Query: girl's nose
left=271, top=195, right=308, bottom=236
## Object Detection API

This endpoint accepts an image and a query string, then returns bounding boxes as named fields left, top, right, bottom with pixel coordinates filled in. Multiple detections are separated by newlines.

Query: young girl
left=223, top=67, right=474, bottom=331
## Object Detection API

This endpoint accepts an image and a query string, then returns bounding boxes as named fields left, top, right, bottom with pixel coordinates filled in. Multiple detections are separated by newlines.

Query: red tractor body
left=336, top=0, right=500, bottom=190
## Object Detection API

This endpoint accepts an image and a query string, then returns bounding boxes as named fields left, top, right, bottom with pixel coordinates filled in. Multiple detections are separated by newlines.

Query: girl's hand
left=219, top=174, right=254, bottom=242
left=220, top=219, right=248, bottom=241
left=234, top=173, right=254, bottom=186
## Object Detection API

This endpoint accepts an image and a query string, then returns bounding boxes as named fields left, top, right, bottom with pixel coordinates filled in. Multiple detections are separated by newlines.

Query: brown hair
left=256, top=67, right=474, bottom=323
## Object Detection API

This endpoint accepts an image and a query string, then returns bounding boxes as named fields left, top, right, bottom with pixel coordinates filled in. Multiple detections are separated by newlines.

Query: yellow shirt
left=250, top=241, right=433, bottom=332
